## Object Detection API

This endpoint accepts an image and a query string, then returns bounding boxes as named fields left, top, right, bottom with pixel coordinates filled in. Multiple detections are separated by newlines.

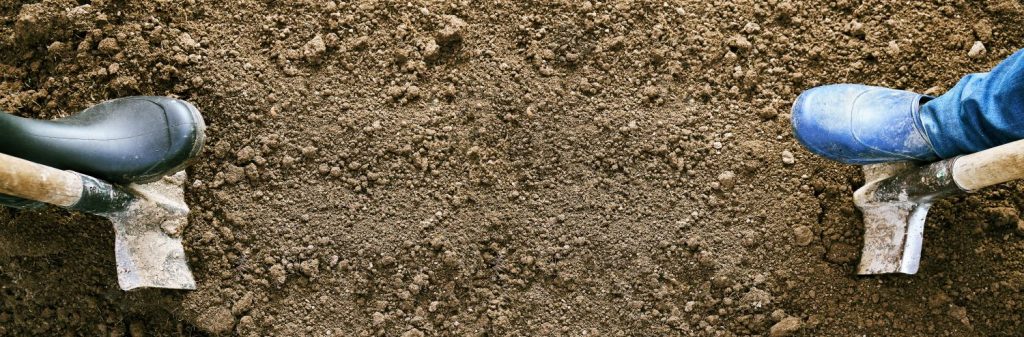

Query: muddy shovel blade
left=856, top=202, right=930, bottom=274
left=108, top=173, right=196, bottom=290
left=853, top=160, right=965, bottom=275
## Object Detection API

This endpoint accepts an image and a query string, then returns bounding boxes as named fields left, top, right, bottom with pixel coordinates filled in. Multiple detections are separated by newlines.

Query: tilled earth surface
left=2, top=0, right=1024, bottom=336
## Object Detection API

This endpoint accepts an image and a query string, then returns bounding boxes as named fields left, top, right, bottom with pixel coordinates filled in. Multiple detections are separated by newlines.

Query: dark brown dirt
left=2, top=0, right=1024, bottom=336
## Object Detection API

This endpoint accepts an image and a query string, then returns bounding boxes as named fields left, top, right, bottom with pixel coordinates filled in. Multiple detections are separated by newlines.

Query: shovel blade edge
left=114, top=222, right=197, bottom=291
left=856, top=202, right=931, bottom=275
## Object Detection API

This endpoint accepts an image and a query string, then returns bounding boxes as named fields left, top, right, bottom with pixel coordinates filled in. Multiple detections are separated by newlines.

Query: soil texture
left=2, top=0, right=1024, bottom=336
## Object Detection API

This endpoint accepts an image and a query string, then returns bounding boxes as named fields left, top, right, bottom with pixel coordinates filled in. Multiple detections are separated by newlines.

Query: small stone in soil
left=729, top=34, right=753, bottom=51
left=770, top=316, right=802, bottom=336
left=717, top=171, right=737, bottom=190
left=781, top=150, right=796, bottom=165
left=303, top=34, right=327, bottom=61
left=97, top=37, right=119, bottom=54
left=402, top=328, right=425, bottom=337
left=968, top=41, right=986, bottom=59
left=793, top=226, right=813, bottom=246
left=300, top=259, right=320, bottom=276
left=437, top=15, right=467, bottom=44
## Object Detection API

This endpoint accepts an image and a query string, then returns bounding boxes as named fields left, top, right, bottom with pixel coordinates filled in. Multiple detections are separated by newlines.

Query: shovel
left=855, top=138, right=1024, bottom=274
left=0, top=152, right=196, bottom=290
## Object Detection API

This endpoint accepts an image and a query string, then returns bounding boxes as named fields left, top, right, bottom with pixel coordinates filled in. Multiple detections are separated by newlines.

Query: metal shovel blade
left=853, top=161, right=961, bottom=275
left=853, top=162, right=924, bottom=275
left=856, top=201, right=930, bottom=274
left=107, top=172, right=196, bottom=290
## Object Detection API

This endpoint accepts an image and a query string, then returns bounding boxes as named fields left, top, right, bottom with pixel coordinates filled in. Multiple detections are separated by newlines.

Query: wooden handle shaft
left=952, top=139, right=1024, bottom=191
left=0, top=152, right=82, bottom=207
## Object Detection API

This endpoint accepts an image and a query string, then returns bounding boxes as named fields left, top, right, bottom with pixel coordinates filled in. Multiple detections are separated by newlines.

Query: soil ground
left=2, top=0, right=1024, bottom=336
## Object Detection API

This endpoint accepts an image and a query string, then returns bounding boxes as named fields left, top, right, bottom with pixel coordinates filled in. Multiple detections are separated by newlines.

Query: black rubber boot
left=0, top=96, right=206, bottom=184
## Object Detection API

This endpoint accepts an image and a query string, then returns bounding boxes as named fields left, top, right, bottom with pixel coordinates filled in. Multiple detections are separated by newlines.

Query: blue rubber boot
left=791, top=84, right=941, bottom=164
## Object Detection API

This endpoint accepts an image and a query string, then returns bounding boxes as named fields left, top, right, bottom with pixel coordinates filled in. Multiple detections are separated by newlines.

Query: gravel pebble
left=781, top=150, right=796, bottom=165
left=770, top=316, right=802, bottom=337
left=793, top=226, right=814, bottom=246
left=968, top=41, right=986, bottom=59
left=717, top=171, right=737, bottom=190
left=402, top=328, right=425, bottom=337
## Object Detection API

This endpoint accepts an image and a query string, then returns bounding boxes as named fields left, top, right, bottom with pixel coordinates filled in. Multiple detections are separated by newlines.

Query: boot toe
left=134, top=97, right=206, bottom=182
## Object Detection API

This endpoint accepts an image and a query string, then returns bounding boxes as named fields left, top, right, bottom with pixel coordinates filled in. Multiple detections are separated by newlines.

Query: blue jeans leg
left=920, top=48, right=1024, bottom=158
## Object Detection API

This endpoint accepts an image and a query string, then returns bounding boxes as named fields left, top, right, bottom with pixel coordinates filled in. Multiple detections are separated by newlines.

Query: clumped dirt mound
left=2, top=0, right=1024, bottom=336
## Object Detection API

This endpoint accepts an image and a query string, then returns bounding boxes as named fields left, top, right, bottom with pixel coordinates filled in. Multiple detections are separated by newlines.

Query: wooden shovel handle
left=952, top=139, right=1024, bottom=191
left=0, top=152, right=82, bottom=207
